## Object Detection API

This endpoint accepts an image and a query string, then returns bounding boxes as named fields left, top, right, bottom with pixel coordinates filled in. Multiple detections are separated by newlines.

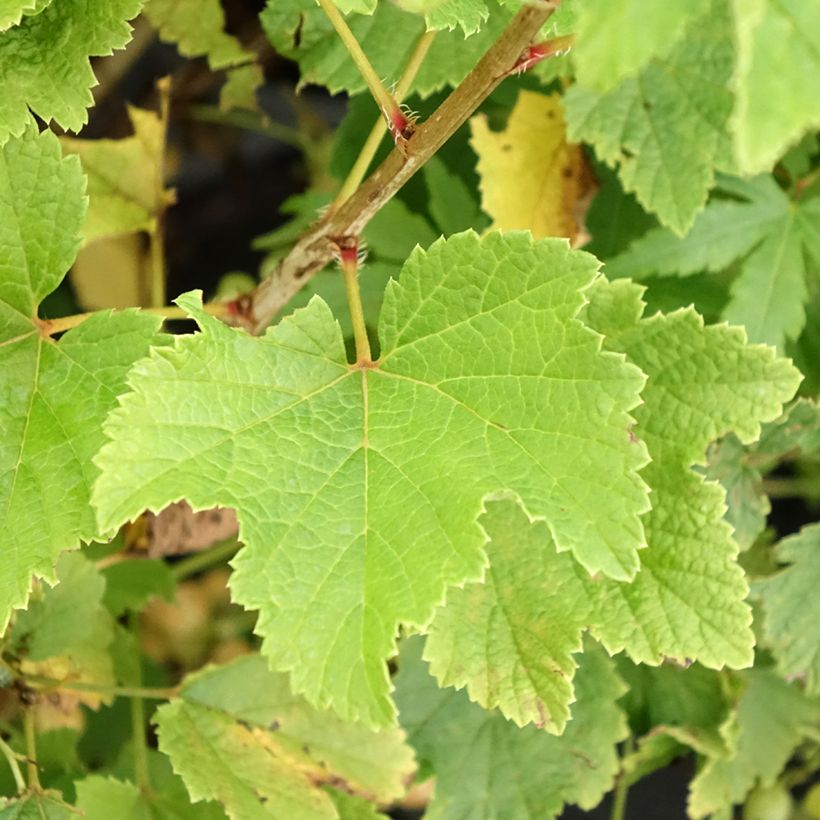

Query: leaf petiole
left=316, top=0, right=406, bottom=141
left=332, top=30, right=437, bottom=211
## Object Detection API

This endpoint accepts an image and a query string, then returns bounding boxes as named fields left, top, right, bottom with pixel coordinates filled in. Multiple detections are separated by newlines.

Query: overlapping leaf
left=471, top=90, right=592, bottom=242
left=0, top=126, right=165, bottom=630
left=395, top=637, right=626, bottom=819
left=565, top=0, right=734, bottom=234
left=754, top=524, right=820, bottom=696
left=608, top=176, right=820, bottom=349
left=0, top=0, right=143, bottom=144
left=143, top=0, right=253, bottom=70
left=93, top=231, right=650, bottom=725
left=707, top=400, right=820, bottom=549
left=61, top=105, right=171, bottom=245
left=425, top=280, right=799, bottom=733
left=730, top=0, right=820, bottom=174
left=155, top=655, right=414, bottom=818
left=425, top=498, right=592, bottom=733
left=0, top=0, right=52, bottom=32
left=688, top=670, right=820, bottom=818
left=261, top=0, right=510, bottom=98
left=580, top=279, right=800, bottom=669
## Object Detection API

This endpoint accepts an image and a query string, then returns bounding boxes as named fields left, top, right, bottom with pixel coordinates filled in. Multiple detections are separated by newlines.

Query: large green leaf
left=261, top=0, right=510, bottom=98
left=565, top=0, right=734, bottom=234
left=730, top=0, right=820, bottom=174
left=426, top=281, right=799, bottom=729
left=93, top=231, right=650, bottom=725
left=0, top=0, right=143, bottom=144
left=395, top=636, right=626, bottom=819
left=154, top=655, right=414, bottom=819
left=754, top=524, right=820, bottom=696
left=580, top=279, right=800, bottom=669
left=0, top=126, right=165, bottom=630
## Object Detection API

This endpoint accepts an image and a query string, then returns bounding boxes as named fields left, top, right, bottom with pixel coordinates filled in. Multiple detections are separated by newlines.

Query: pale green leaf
left=689, top=670, right=820, bottom=818
left=93, top=232, right=650, bottom=725
left=155, top=655, right=414, bottom=818
left=573, top=0, right=710, bottom=91
left=581, top=278, right=801, bottom=669
left=61, top=105, right=169, bottom=244
left=220, top=64, right=264, bottom=113
left=0, top=0, right=52, bottom=32
left=754, top=524, right=820, bottom=695
left=11, top=552, right=105, bottom=660
left=425, top=498, right=592, bottom=733
left=395, top=636, right=627, bottom=819
left=565, top=0, right=734, bottom=234
left=74, top=777, right=152, bottom=820
left=261, top=0, right=510, bottom=98
left=730, top=0, right=820, bottom=174
left=101, top=558, right=175, bottom=616
left=144, top=0, right=252, bottom=69
left=0, top=0, right=143, bottom=144
left=0, top=126, right=165, bottom=630
left=324, top=791, right=388, bottom=820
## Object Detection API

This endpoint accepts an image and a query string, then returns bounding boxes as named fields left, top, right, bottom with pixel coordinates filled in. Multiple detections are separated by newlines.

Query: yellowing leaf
left=471, top=91, right=591, bottom=242
left=61, top=104, right=172, bottom=244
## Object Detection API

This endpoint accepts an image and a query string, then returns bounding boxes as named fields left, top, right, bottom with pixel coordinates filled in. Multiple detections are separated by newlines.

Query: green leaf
left=220, top=64, right=264, bottom=113
left=143, top=0, right=252, bottom=69
left=154, top=655, right=414, bottom=818
left=425, top=498, right=592, bottom=733
left=324, top=790, right=388, bottom=820
left=261, top=0, right=510, bottom=98
left=608, top=175, right=820, bottom=349
left=730, top=0, right=820, bottom=174
left=61, top=105, right=170, bottom=244
left=565, top=0, right=734, bottom=234
left=706, top=400, right=820, bottom=550
left=688, top=670, right=820, bottom=818
left=395, top=636, right=627, bottom=819
left=101, top=558, right=175, bottom=616
left=423, top=156, right=484, bottom=237
left=0, top=791, right=71, bottom=819
left=0, top=126, right=165, bottom=630
left=0, top=0, right=143, bottom=144
left=605, top=176, right=788, bottom=280
left=0, top=0, right=52, bottom=32
left=573, top=0, right=710, bottom=92
left=93, top=231, right=650, bottom=725
left=754, top=524, right=820, bottom=695
left=74, top=777, right=152, bottom=820
left=11, top=553, right=105, bottom=661
left=580, top=278, right=801, bottom=669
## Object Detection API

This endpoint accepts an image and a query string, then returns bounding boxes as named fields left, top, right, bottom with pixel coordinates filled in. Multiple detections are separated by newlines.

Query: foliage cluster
left=1, top=0, right=820, bottom=817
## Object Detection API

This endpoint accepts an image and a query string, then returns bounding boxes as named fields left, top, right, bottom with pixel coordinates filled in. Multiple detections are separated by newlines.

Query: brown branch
left=248, top=1, right=560, bottom=333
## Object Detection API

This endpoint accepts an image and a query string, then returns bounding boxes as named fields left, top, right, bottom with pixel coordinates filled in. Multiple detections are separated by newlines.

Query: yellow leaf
left=61, top=104, right=173, bottom=244
left=471, top=90, right=593, bottom=242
